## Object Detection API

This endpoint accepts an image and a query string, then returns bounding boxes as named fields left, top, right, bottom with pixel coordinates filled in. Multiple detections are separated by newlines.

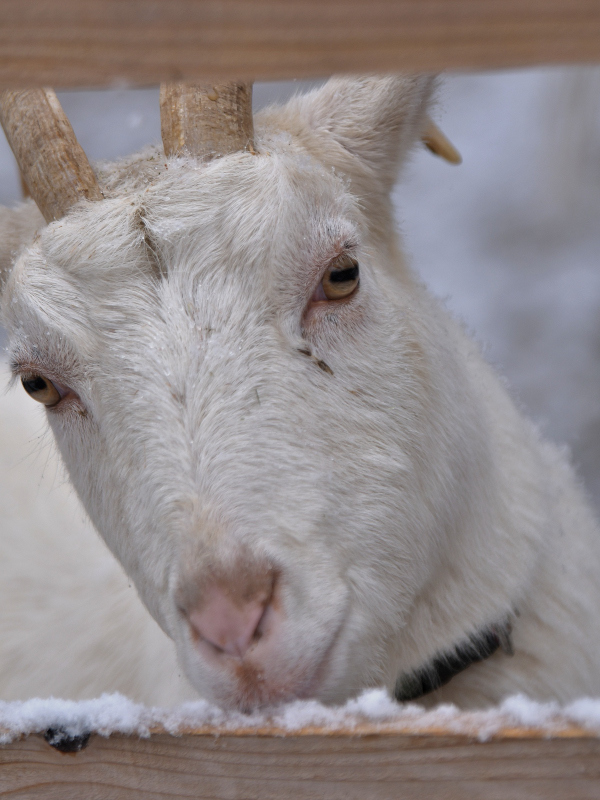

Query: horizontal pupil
left=329, top=264, right=359, bottom=283
left=22, top=376, right=48, bottom=394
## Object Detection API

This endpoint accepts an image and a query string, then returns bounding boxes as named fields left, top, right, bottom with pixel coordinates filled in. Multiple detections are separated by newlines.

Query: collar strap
left=394, top=621, right=513, bottom=703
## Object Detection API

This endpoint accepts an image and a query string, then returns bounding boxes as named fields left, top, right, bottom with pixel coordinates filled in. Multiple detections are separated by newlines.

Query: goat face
left=2, top=77, right=497, bottom=710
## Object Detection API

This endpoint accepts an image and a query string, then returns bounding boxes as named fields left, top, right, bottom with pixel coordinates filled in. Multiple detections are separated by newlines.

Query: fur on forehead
left=24, top=147, right=359, bottom=276
left=139, top=148, right=362, bottom=278
left=4, top=145, right=362, bottom=351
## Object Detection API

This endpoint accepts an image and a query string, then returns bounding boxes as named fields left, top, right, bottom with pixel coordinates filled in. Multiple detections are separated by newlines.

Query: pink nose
left=187, top=580, right=273, bottom=658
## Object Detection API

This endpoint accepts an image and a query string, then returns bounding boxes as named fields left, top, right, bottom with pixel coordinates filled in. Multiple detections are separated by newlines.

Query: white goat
left=0, top=76, right=599, bottom=710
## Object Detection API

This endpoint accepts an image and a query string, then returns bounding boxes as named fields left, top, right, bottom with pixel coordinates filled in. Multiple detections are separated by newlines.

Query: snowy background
left=1, top=68, right=600, bottom=509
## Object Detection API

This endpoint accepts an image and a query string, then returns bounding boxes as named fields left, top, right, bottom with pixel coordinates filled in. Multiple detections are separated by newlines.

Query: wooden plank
left=0, top=0, right=599, bottom=90
left=1, top=728, right=600, bottom=799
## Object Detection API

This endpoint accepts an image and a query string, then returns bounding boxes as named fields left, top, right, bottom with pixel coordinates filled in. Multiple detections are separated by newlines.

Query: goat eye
left=321, top=255, right=360, bottom=301
left=21, top=375, right=61, bottom=407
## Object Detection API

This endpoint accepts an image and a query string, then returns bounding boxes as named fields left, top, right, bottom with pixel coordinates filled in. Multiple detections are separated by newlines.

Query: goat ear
left=292, top=75, right=436, bottom=194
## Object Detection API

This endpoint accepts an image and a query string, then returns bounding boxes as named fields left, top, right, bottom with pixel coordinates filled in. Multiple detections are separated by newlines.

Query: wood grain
left=1, top=729, right=600, bottom=799
left=160, top=82, right=254, bottom=160
left=0, top=0, right=598, bottom=90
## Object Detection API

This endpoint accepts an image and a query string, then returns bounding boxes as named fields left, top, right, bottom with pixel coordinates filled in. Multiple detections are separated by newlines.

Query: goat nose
left=187, top=582, right=272, bottom=658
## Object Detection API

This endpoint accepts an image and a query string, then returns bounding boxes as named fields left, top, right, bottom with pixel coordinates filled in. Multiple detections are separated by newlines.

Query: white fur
left=0, top=359, right=195, bottom=703
left=0, top=75, right=599, bottom=709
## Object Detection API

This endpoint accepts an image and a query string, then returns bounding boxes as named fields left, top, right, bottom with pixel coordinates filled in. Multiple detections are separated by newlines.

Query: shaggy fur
left=0, top=76, right=599, bottom=708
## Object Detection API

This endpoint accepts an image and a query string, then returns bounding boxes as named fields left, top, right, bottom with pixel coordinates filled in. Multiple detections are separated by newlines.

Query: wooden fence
left=1, top=0, right=600, bottom=797
left=0, top=0, right=599, bottom=89
left=1, top=719, right=600, bottom=798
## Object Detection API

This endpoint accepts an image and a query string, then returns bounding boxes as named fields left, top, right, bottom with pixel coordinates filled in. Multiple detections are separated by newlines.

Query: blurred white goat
left=0, top=76, right=599, bottom=710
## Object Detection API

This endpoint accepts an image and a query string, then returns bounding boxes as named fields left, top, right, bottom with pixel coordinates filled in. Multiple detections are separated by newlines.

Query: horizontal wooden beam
left=1, top=726, right=600, bottom=799
left=0, top=0, right=599, bottom=90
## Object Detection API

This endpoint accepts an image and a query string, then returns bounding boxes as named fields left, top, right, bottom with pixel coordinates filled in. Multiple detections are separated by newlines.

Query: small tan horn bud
left=160, top=82, right=255, bottom=161
left=0, top=88, right=102, bottom=223
left=422, top=118, right=462, bottom=165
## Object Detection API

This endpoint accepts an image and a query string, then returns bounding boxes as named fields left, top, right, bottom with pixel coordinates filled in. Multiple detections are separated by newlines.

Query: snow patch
left=1, top=690, right=600, bottom=744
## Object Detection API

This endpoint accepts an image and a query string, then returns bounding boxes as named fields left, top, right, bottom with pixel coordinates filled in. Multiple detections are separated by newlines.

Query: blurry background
left=1, top=68, right=600, bottom=509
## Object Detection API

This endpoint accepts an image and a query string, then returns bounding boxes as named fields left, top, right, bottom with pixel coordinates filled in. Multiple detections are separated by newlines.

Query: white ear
left=292, top=75, right=436, bottom=194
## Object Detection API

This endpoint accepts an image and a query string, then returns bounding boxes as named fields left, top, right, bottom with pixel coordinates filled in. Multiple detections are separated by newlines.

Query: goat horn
left=422, top=117, right=462, bottom=165
left=160, top=82, right=255, bottom=160
left=0, top=89, right=102, bottom=223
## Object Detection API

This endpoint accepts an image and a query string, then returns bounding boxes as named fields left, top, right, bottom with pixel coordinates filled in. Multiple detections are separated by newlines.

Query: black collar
left=394, top=620, right=514, bottom=703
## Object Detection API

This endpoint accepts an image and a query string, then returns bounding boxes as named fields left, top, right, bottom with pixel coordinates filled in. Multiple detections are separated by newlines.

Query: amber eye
left=21, top=375, right=62, bottom=407
left=321, top=255, right=360, bottom=300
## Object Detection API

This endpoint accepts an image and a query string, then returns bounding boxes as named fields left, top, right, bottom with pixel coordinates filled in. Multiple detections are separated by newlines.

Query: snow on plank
left=1, top=691, right=600, bottom=798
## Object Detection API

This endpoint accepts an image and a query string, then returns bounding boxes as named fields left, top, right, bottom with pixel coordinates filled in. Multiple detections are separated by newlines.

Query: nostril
left=187, top=581, right=273, bottom=658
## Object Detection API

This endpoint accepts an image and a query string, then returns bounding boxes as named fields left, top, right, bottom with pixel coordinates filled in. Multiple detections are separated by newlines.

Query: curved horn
left=0, top=88, right=102, bottom=223
left=160, top=82, right=254, bottom=160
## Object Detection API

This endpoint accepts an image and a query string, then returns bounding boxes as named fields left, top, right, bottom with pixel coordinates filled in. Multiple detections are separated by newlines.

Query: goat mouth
left=179, top=587, right=351, bottom=710
left=223, top=657, right=332, bottom=712
left=225, top=607, right=350, bottom=710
